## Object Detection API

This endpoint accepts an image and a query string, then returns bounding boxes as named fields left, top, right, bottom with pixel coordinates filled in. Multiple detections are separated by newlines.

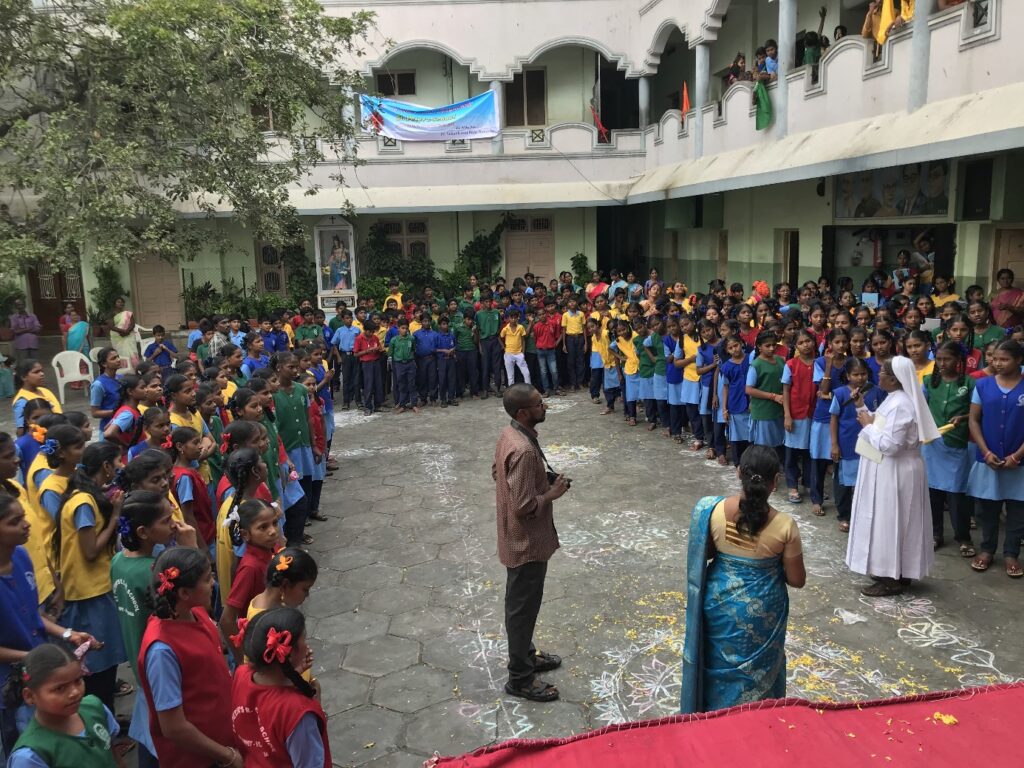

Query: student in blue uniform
left=830, top=357, right=885, bottom=533
left=966, top=339, right=1024, bottom=577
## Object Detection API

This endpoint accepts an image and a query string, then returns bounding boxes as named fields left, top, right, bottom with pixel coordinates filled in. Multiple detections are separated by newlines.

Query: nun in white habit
left=846, top=356, right=941, bottom=596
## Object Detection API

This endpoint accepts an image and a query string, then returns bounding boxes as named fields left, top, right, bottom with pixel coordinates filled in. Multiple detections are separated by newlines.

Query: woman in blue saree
left=681, top=445, right=806, bottom=713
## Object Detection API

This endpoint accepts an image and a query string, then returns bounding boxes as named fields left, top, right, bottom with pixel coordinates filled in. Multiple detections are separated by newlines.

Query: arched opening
left=367, top=47, right=487, bottom=108
left=510, top=44, right=639, bottom=135
left=648, top=28, right=695, bottom=123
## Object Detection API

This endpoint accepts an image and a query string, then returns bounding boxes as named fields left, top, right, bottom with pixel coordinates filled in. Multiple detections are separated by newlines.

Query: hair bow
left=220, top=435, right=231, bottom=454
left=29, top=424, right=47, bottom=444
left=156, top=566, right=180, bottom=595
left=40, top=438, right=60, bottom=456
left=274, top=555, right=293, bottom=572
left=229, top=617, right=249, bottom=649
left=112, top=468, right=127, bottom=489
left=262, top=628, right=293, bottom=664
left=222, top=506, right=240, bottom=528
left=161, top=434, right=174, bottom=450
left=21, top=670, right=30, bottom=683
left=117, top=516, right=133, bottom=538
left=75, top=463, right=86, bottom=472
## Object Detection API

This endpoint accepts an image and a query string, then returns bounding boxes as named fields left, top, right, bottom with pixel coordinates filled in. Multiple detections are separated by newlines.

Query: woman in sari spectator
left=681, top=445, right=805, bottom=713
left=109, top=296, right=138, bottom=370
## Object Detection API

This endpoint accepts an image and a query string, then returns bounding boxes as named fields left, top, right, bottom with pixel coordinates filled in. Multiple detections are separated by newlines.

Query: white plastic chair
left=88, top=347, right=102, bottom=364
left=51, top=351, right=95, bottom=404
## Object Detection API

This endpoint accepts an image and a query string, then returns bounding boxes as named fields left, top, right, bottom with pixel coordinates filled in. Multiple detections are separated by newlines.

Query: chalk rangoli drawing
left=859, top=594, right=1023, bottom=688
left=418, top=452, right=537, bottom=740
left=542, top=444, right=601, bottom=469
left=591, top=629, right=683, bottom=725
left=333, top=410, right=380, bottom=428
left=560, top=511, right=682, bottom=567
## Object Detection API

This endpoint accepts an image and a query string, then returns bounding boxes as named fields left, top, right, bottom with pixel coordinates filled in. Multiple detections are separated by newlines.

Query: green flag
left=754, top=81, right=773, bottom=131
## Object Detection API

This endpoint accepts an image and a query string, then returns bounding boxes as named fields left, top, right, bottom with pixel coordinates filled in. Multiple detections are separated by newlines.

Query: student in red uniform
left=231, top=607, right=329, bottom=768
left=102, top=374, right=147, bottom=456
left=220, top=499, right=282, bottom=664
left=169, top=426, right=215, bottom=554
left=137, top=546, right=239, bottom=768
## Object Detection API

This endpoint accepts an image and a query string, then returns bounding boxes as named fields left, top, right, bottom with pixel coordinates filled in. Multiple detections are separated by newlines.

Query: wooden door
left=995, top=228, right=1024, bottom=288
left=504, top=215, right=554, bottom=283
left=131, top=253, right=183, bottom=328
left=27, top=263, right=86, bottom=333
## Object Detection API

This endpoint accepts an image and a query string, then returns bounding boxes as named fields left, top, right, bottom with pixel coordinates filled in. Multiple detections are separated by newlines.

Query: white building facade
left=67, top=0, right=1024, bottom=327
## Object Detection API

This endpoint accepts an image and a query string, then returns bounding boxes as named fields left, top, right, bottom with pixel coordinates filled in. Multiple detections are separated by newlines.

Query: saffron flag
left=681, top=82, right=691, bottom=116
left=359, top=91, right=499, bottom=142
left=754, top=81, right=773, bottom=131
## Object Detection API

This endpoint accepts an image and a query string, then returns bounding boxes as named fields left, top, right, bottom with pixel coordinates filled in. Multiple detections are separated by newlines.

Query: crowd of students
left=1, top=260, right=1023, bottom=764
left=333, top=269, right=1024, bottom=575
left=1, top=337, right=334, bottom=765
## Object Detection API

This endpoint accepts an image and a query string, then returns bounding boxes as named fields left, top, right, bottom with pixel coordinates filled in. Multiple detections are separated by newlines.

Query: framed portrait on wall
left=313, top=217, right=357, bottom=309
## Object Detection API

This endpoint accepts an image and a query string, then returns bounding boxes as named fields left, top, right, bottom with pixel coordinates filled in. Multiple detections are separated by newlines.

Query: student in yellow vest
left=13, top=360, right=62, bottom=437
left=165, top=374, right=217, bottom=484
left=120, top=448, right=187, bottom=525
left=54, top=442, right=128, bottom=713
left=1, top=431, right=61, bottom=610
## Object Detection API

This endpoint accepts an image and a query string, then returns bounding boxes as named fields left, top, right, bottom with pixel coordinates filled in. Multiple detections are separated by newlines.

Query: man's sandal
left=959, top=543, right=976, bottom=558
left=971, top=553, right=993, bottom=572
left=838, top=521, right=850, bottom=533
left=533, top=651, right=562, bottom=673
left=504, top=679, right=559, bottom=702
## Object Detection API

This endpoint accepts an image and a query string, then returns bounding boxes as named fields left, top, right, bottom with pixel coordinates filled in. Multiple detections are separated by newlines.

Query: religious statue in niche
left=321, top=232, right=352, bottom=291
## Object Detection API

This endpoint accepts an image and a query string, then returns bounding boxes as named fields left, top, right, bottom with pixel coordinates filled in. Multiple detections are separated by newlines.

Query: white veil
left=889, top=356, right=942, bottom=444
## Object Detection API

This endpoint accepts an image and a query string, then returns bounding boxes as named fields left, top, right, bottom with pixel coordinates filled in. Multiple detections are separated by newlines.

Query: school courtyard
left=297, top=390, right=1024, bottom=767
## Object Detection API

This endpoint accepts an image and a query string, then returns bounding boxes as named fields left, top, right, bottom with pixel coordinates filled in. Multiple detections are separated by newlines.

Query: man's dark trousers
left=505, top=560, right=547, bottom=686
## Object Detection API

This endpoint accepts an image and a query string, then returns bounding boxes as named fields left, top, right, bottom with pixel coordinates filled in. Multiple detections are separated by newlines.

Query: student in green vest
left=7, top=644, right=120, bottom=768
left=746, top=330, right=788, bottom=465
left=476, top=293, right=502, bottom=397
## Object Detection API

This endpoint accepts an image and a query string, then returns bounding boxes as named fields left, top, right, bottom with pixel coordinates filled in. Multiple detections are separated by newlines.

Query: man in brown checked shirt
left=492, top=384, right=570, bottom=702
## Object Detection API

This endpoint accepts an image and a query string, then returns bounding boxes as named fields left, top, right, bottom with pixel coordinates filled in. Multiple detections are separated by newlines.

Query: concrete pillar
left=776, top=0, right=797, bottom=137
left=489, top=80, right=504, bottom=155
left=694, top=43, right=710, bottom=158
left=908, top=1, right=932, bottom=112
left=341, top=86, right=357, bottom=154
left=638, top=75, right=651, bottom=129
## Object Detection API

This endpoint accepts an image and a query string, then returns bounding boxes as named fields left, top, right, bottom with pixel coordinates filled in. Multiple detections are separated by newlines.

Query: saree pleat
left=681, top=496, right=789, bottom=714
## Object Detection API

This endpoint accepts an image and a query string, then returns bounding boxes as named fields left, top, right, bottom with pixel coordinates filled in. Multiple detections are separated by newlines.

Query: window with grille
left=257, top=243, right=287, bottom=294
left=382, top=221, right=430, bottom=259
left=531, top=218, right=552, bottom=231
left=507, top=218, right=528, bottom=232
left=376, top=72, right=416, bottom=96
left=505, top=69, right=546, bottom=127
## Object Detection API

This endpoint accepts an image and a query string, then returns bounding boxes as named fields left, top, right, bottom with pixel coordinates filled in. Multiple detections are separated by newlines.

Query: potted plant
left=0, top=281, right=26, bottom=342
left=87, top=264, right=128, bottom=337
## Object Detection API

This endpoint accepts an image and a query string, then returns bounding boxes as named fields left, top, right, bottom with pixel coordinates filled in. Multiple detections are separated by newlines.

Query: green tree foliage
left=571, top=251, right=592, bottom=287
left=436, top=217, right=507, bottom=300
left=0, top=0, right=373, bottom=272
left=87, top=263, right=129, bottom=325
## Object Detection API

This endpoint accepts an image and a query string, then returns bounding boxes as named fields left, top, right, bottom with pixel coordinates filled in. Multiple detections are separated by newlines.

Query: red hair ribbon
left=21, top=671, right=30, bottom=683
left=156, top=566, right=180, bottom=595
left=220, top=435, right=231, bottom=454
left=229, top=617, right=249, bottom=648
left=262, top=628, right=293, bottom=664
left=161, top=434, right=174, bottom=450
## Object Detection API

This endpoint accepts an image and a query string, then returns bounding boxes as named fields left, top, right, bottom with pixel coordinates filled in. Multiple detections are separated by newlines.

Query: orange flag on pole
left=681, top=82, right=691, bottom=116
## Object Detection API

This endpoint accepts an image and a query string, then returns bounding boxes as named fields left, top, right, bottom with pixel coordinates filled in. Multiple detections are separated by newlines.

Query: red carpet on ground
left=430, top=684, right=1023, bottom=767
